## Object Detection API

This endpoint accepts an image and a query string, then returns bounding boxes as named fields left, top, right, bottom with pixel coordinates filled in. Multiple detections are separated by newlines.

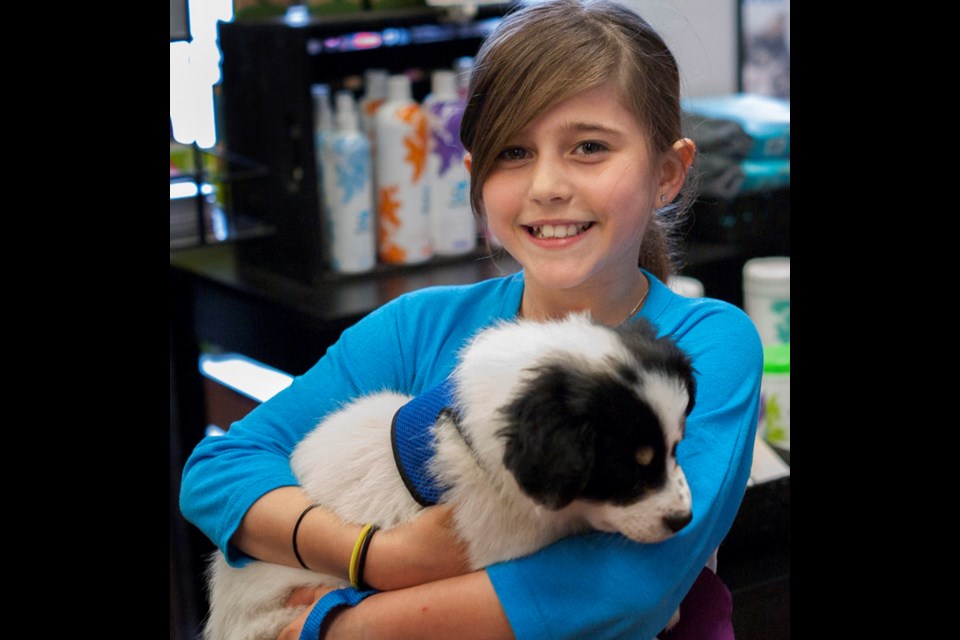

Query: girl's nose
left=528, top=155, right=573, bottom=205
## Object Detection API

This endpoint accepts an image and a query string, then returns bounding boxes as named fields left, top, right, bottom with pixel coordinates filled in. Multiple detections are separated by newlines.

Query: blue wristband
left=299, top=586, right=379, bottom=640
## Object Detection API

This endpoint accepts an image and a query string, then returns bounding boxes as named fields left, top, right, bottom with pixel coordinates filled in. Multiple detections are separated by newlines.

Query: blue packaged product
left=682, top=93, right=790, bottom=160
left=739, top=157, right=790, bottom=194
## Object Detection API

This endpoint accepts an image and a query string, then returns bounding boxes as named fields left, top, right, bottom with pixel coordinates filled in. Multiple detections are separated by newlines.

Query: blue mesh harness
left=297, top=379, right=463, bottom=640
left=390, top=377, right=460, bottom=507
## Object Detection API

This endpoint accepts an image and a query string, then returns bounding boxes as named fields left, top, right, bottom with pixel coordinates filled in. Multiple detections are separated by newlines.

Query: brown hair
left=461, top=0, right=697, bottom=281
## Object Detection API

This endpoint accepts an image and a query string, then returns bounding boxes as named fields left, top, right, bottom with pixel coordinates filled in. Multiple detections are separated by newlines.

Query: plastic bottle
left=742, top=256, right=790, bottom=345
left=375, top=74, right=432, bottom=264
left=320, top=90, right=376, bottom=274
left=360, top=69, right=390, bottom=143
left=311, top=83, right=335, bottom=219
left=360, top=69, right=389, bottom=221
left=454, top=56, right=474, bottom=101
left=312, top=84, right=335, bottom=146
left=758, top=343, right=790, bottom=464
left=423, top=70, right=476, bottom=256
left=667, top=275, right=705, bottom=298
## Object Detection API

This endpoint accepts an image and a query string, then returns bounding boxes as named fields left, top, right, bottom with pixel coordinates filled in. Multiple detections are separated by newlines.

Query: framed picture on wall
left=739, top=0, right=789, bottom=99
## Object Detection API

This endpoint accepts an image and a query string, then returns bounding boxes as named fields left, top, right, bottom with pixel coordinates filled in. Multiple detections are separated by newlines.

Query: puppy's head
left=493, top=315, right=697, bottom=543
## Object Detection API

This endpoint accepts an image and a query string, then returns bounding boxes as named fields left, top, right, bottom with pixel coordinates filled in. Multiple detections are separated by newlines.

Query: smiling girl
left=180, top=1, right=763, bottom=638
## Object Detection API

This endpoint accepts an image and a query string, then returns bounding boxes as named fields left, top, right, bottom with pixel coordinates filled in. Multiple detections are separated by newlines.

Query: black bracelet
left=293, top=504, right=321, bottom=570
left=355, top=525, right=379, bottom=590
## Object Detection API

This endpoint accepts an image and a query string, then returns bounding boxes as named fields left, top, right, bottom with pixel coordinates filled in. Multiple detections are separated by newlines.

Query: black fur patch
left=615, top=318, right=697, bottom=416
left=497, top=319, right=696, bottom=510
left=498, top=364, right=666, bottom=508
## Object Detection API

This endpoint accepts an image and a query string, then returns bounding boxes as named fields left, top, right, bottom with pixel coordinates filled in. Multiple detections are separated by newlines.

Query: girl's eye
left=497, top=147, right=528, bottom=162
left=576, top=141, right=608, bottom=155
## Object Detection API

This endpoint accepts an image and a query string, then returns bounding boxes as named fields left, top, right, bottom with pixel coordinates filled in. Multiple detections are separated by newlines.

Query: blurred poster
left=741, top=0, right=790, bottom=99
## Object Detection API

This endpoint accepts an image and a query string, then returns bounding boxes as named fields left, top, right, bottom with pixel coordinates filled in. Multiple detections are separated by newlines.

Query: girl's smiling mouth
left=525, top=222, right=595, bottom=239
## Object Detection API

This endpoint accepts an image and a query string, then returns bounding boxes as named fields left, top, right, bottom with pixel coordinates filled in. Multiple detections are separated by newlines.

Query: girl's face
left=481, top=81, right=665, bottom=297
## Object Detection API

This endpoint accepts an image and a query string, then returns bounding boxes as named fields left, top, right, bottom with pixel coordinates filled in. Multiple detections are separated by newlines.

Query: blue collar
left=391, top=378, right=458, bottom=507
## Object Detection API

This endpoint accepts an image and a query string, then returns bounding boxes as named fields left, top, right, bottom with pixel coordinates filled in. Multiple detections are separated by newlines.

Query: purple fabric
left=658, top=568, right=735, bottom=640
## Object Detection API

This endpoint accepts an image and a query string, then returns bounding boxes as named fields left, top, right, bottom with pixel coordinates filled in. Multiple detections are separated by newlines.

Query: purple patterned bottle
left=423, top=70, right=476, bottom=256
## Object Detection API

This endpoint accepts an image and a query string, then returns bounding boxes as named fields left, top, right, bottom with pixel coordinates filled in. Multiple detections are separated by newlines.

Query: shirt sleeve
left=178, top=299, right=415, bottom=566
left=486, top=302, right=763, bottom=639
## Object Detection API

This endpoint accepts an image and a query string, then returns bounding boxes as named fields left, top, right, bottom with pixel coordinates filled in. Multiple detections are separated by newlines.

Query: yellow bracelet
left=349, top=523, right=377, bottom=588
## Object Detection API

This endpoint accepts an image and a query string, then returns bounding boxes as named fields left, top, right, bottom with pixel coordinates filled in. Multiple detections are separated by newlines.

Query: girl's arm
left=231, top=485, right=472, bottom=590
left=279, top=572, right=514, bottom=640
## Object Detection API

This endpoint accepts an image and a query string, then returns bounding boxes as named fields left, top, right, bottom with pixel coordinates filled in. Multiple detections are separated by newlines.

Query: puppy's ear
left=618, top=318, right=697, bottom=415
left=498, top=366, right=596, bottom=509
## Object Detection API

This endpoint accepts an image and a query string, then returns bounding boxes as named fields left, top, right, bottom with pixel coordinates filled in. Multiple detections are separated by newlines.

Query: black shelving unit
left=217, top=5, right=510, bottom=286
left=169, top=143, right=274, bottom=250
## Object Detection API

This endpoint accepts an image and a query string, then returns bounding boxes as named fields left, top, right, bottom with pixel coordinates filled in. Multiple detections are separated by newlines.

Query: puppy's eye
left=635, top=446, right=654, bottom=466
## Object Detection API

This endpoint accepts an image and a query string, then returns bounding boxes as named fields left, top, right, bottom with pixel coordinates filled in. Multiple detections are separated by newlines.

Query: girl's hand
left=365, top=504, right=472, bottom=590
left=277, top=505, right=471, bottom=638
left=278, top=585, right=337, bottom=640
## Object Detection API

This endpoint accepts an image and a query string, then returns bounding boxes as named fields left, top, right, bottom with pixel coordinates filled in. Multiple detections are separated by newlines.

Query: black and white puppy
left=203, top=313, right=697, bottom=640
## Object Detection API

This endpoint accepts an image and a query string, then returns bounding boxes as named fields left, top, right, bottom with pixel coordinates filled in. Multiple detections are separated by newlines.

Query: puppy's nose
left=664, top=511, right=692, bottom=533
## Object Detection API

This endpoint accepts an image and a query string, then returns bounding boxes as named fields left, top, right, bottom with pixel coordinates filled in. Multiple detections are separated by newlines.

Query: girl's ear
left=657, top=138, right=696, bottom=203
left=464, top=153, right=472, bottom=174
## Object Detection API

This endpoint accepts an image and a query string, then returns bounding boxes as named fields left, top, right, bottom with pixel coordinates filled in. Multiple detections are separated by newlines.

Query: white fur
left=203, top=313, right=692, bottom=640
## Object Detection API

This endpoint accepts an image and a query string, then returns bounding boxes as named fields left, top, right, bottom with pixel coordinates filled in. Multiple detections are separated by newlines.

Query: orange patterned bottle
left=360, top=69, right=388, bottom=217
left=375, top=74, right=432, bottom=265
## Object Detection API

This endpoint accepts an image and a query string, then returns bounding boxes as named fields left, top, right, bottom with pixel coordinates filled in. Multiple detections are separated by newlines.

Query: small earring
left=660, top=194, right=667, bottom=204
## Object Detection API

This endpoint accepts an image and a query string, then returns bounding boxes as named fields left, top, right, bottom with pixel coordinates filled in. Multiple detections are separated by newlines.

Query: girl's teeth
left=533, top=224, right=585, bottom=239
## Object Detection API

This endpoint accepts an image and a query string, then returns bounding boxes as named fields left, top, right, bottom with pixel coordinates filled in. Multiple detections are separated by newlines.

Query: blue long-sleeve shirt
left=180, top=269, right=762, bottom=638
